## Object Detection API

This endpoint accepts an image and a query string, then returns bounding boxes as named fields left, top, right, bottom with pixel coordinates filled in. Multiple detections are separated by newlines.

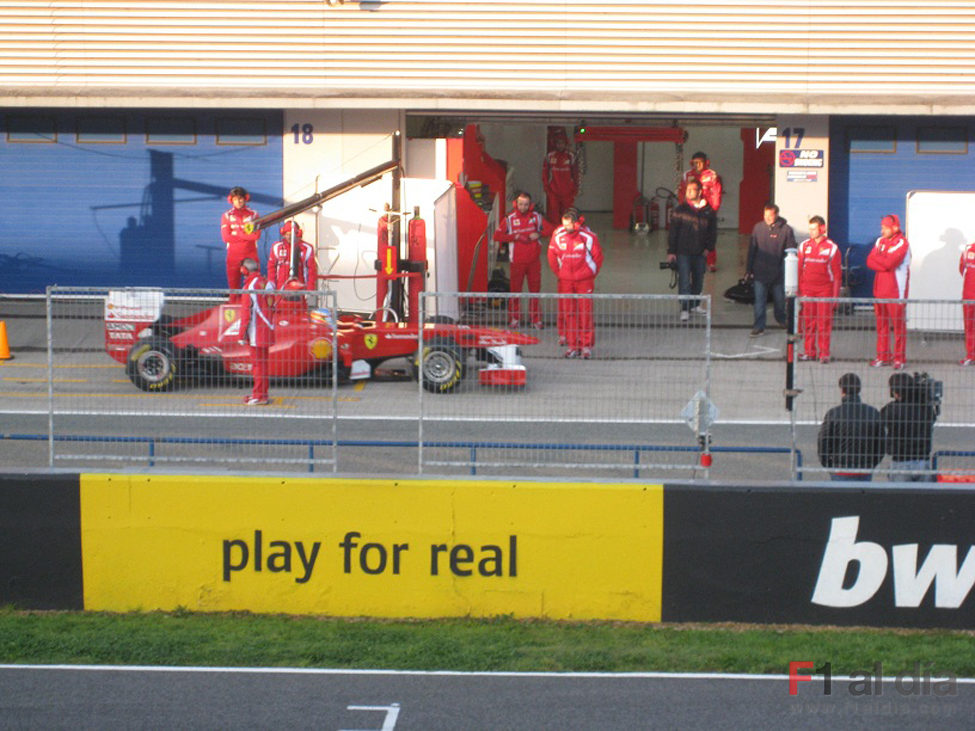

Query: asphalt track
left=2, top=666, right=973, bottom=730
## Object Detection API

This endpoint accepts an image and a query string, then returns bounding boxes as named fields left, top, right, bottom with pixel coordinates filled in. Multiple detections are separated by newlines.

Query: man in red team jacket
left=797, top=216, right=841, bottom=363
left=961, top=239, right=975, bottom=366
left=267, top=221, right=319, bottom=291
left=237, top=258, right=274, bottom=406
left=221, top=186, right=261, bottom=299
left=678, top=152, right=723, bottom=272
left=542, top=134, right=579, bottom=225
left=493, top=192, right=554, bottom=328
left=547, top=208, right=603, bottom=359
left=867, top=214, right=911, bottom=369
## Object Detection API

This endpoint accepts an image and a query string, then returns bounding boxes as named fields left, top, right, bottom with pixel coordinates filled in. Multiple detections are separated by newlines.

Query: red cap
left=881, top=214, right=901, bottom=229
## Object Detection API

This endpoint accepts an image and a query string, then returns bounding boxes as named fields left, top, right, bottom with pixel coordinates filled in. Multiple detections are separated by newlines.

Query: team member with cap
left=221, top=186, right=261, bottom=299
left=867, top=214, right=911, bottom=369
left=548, top=208, right=603, bottom=358
left=960, top=238, right=975, bottom=366
left=817, top=372, right=885, bottom=481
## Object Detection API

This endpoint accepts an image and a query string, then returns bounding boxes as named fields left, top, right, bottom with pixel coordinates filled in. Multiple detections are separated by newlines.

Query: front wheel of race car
left=126, top=337, right=181, bottom=392
left=414, top=338, right=466, bottom=393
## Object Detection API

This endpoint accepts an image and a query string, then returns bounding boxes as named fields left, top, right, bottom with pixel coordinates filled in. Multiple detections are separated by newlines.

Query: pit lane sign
left=779, top=149, right=824, bottom=168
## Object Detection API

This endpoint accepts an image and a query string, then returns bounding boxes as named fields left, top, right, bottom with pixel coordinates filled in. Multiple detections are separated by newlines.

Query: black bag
left=724, top=278, right=755, bottom=304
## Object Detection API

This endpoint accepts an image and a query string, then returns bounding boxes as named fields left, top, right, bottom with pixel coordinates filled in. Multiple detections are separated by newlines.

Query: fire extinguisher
left=406, top=207, right=427, bottom=324
left=375, top=206, right=396, bottom=314
left=649, top=197, right=660, bottom=232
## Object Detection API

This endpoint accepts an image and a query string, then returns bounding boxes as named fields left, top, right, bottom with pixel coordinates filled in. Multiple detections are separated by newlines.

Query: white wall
left=283, top=109, right=401, bottom=311
left=774, top=115, right=831, bottom=239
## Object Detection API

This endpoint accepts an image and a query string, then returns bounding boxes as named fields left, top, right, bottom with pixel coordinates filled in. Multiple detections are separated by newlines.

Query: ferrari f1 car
left=104, top=290, right=539, bottom=394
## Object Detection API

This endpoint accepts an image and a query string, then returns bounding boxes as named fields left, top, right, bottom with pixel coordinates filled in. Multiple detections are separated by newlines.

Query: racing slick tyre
left=126, top=337, right=181, bottom=392
left=414, top=337, right=466, bottom=393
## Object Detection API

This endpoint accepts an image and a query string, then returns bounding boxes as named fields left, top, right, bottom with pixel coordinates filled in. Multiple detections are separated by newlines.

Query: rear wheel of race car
left=415, top=338, right=466, bottom=393
left=126, top=337, right=180, bottom=392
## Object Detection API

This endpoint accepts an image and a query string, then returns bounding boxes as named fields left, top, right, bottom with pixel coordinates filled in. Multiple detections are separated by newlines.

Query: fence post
left=45, top=286, right=55, bottom=468
left=417, top=291, right=426, bottom=475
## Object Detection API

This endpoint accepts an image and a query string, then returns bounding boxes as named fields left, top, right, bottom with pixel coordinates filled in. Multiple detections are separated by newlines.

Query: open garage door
left=406, top=112, right=776, bottom=234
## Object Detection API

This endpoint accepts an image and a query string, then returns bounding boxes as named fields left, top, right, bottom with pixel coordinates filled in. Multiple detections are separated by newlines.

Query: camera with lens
left=912, top=371, right=943, bottom=409
left=659, top=260, right=677, bottom=271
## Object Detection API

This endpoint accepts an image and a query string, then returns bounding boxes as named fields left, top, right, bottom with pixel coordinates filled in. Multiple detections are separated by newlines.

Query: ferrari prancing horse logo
left=364, top=333, right=378, bottom=350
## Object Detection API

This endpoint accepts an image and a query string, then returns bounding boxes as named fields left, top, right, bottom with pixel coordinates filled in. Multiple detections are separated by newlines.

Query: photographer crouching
left=880, top=372, right=942, bottom=482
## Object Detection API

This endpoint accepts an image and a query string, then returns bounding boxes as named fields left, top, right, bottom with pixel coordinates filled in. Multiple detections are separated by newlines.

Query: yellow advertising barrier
left=80, top=475, right=663, bottom=621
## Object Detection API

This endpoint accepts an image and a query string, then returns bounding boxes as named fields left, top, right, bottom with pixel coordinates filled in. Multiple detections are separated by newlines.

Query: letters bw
left=811, top=516, right=975, bottom=609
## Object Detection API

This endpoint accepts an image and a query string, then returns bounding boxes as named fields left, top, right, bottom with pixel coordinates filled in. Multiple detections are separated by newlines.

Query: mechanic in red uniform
left=797, top=216, right=841, bottom=363
left=678, top=152, right=723, bottom=272
left=542, top=133, right=579, bottom=225
left=867, top=214, right=911, bottom=369
left=267, top=221, right=319, bottom=291
left=221, top=186, right=261, bottom=300
left=961, top=240, right=975, bottom=366
left=237, top=258, right=274, bottom=406
left=493, top=191, right=555, bottom=329
left=547, top=208, right=603, bottom=359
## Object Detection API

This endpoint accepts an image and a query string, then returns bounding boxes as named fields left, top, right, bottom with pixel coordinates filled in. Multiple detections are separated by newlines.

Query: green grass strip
left=1, top=608, right=973, bottom=677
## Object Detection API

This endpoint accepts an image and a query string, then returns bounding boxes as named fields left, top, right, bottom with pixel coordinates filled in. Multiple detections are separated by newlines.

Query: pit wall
left=3, top=474, right=973, bottom=629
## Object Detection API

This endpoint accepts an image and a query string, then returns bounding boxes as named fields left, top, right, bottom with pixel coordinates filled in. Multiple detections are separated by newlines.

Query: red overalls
left=548, top=226, right=603, bottom=350
left=267, top=237, right=319, bottom=290
left=867, top=232, right=911, bottom=364
left=960, top=242, right=975, bottom=361
left=221, top=206, right=261, bottom=294
left=493, top=204, right=555, bottom=326
left=542, top=150, right=579, bottom=225
left=798, top=236, right=841, bottom=359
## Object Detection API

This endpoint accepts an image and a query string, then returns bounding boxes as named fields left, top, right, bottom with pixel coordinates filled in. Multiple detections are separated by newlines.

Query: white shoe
left=680, top=310, right=690, bottom=322
left=692, top=306, right=707, bottom=315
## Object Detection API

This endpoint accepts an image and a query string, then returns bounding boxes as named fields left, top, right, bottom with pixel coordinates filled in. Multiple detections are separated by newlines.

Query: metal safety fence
left=46, top=286, right=339, bottom=471
left=792, top=296, right=975, bottom=483
left=35, top=287, right=717, bottom=477
left=417, top=291, right=713, bottom=476
left=29, top=288, right=973, bottom=482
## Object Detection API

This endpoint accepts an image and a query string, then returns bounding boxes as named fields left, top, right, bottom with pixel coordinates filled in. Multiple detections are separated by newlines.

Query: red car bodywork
left=105, top=292, right=538, bottom=391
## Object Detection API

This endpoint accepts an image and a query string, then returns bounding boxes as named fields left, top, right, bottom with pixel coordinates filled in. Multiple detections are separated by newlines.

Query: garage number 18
left=291, top=123, right=314, bottom=144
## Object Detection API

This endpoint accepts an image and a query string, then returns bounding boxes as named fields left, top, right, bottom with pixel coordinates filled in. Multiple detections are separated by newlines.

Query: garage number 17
left=780, top=127, right=805, bottom=149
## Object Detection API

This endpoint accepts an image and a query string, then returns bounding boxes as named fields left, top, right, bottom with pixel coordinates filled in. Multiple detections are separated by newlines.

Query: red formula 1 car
left=104, top=289, right=538, bottom=393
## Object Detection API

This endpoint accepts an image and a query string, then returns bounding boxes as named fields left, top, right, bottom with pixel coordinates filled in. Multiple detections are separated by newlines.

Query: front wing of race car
left=477, top=344, right=528, bottom=387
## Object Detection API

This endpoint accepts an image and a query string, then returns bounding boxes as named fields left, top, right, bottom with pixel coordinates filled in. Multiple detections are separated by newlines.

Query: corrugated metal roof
left=1, top=1, right=974, bottom=113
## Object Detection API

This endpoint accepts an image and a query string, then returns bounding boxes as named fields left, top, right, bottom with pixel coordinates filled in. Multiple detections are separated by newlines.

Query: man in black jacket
left=667, top=179, right=717, bottom=322
left=881, top=372, right=938, bottom=482
left=818, top=373, right=885, bottom=481
left=746, top=203, right=796, bottom=336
